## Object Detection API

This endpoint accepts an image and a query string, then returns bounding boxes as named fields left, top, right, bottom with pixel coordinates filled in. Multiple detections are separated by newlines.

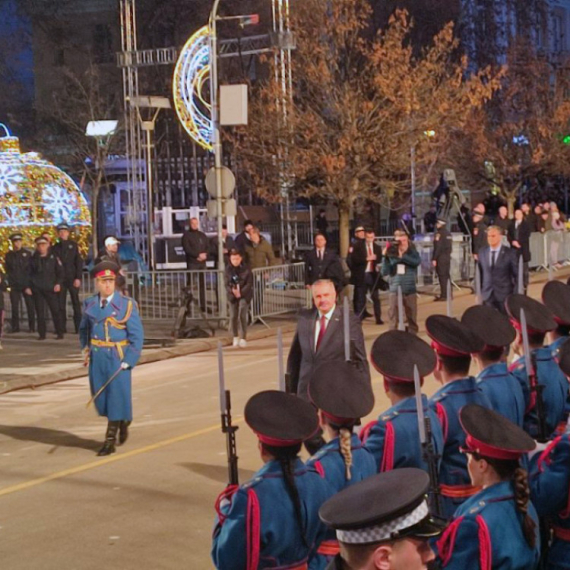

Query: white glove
left=121, top=362, right=131, bottom=370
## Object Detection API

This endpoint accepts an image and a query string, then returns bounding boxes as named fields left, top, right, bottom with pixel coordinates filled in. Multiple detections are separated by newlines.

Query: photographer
left=225, top=249, right=253, bottom=348
left=382, top=230, right=421, bottom=334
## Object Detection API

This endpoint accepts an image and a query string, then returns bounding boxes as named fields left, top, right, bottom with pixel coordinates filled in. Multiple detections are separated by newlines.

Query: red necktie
left=316, top=315, right=327, bottom=351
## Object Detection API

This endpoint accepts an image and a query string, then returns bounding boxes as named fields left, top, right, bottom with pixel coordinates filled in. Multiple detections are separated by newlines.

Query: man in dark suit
left=350, top=229, right=384, bottom=323
left=478, top=225, right=518, bottom=313
left=432, top=218, right=452, bottom=301
left=287, top=279, right=369, bottom=453
left=304, top=233, right=345, bottom=294
left=508, top=209, right=531, bottom=291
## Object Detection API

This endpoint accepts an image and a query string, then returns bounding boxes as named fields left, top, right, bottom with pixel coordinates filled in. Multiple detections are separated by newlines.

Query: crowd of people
left=211, top=276, right=570, bottom=570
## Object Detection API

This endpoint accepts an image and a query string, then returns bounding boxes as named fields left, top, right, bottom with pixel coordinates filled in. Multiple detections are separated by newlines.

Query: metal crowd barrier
left=529, top=231, right=570, bottom=270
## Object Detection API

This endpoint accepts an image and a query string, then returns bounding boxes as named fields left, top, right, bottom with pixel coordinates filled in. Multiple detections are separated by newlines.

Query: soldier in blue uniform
left=461, top=305, right=525, bottom=427
left=306, top=361, right=376, bottom=567
left=506, top=294, right=568, bottom=440
left=426, top=315, right=492, bottom=519
left=529, top=338, right=570, bottom=569
left=212, top=391, right=335, bottom=570
left=79, top=261, right=144, bottom=456
left=319, top=469, right=445, bottom=570
left=435, top=405, right=540, bottom=569
left=361, top=330, right=444, bottom=476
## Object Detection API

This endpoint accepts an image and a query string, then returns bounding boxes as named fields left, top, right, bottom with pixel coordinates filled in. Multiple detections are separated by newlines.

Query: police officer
left=361, top=330, right=444, bottom=475
left=52, top=223, right=83, bottom=334
left=212, top=390, right=335, bottom=569
left=432, top=217, right=452, bottom=301
left=461, top=305, right=525, bottom=427
left=530, top=337, right=570, bottom=569
left=434, top=405, right=540, bottom=569
left=28, top=236, right=65, bottom=340
left=79, top=261, right=144, bottom=456
left=426, top=315, right=492, bottom=519
left=5, top=232, right=35, bottom=333
left=319, top=469, right=445, bottom=570
left=306, top=361, right=377, bottom=568
left=506, top=294, right=568, bottom=440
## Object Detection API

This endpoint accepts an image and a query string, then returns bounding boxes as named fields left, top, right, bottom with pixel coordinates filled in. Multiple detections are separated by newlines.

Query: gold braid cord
left=339, top=428, right=353, bottom=481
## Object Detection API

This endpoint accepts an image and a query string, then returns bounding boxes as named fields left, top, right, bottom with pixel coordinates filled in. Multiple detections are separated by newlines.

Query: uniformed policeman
left=79, top=261, right=144, bottom=456
left=506, top=294, right=568, bottom=440
left=212, top=390, right=335, bottom=570
left=52, top=223, right=84, bottom=334
left=530, top=337, right=570, bottom=569
left=434, top=405, right=540, bottom=569
left=319, top=469, right=445, bottom=570
left=28, top=236, right=65, bottom=340
left=426, top=315, right=492, bottom=519
left=461, top=305, right=525, bottom=427
left=306, top=361, right=377, bottom=567
left=361, top=331, right=444, bottom=476
left=5, top=232, right=35, bottom=333
left=432, top=217, right=452, bottom=301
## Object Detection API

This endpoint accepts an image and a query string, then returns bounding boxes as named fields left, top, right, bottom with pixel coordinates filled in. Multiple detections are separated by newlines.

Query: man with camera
left=225, top=249, right=253, bottom=348
left=382, top=231, right=421, bottom=334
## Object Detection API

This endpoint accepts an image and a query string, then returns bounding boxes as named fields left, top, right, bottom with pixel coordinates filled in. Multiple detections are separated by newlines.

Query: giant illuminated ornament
left=173, top=25, right=213, bottom=151
left=0, top=124, right=91, bottom=260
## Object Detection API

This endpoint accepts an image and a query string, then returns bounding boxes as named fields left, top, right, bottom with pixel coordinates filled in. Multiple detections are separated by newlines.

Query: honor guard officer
left=361, top=331, right=444, bottom=475
left=461, top=305, right=525, bottom=427
left=426, top=315, right=492, bottom=519
left=306, top=361, right=377, bottom=568
left=212, top=391, right=335, bottom=570
left=319, top=469, right=445, bottom=570
left=5, top=232, right=35, bottom=333
left=530, top=338, right=570, bottom=570
left=506, top=294, right=568, bottom=440
left=52, top=223, right=84, bottom=334
left=435, top=405, right=540, bottom=570
left=432, top=217, right=453, bottom=302
left=28, top=236, right=65, bottom=340
left=79, top=261, right=144, bottom=456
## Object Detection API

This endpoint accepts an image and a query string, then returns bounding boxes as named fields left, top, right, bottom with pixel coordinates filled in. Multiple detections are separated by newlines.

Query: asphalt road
left=0, top=276, right=561, bottom=569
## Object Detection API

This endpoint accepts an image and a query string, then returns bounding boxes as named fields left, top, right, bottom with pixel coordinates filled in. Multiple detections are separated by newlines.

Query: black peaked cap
left=542, top=281, right=570, bottom=326
left=245, top=390, right=319, bottom=444
left=309, top=361, right=374, bottom=420
left=371, top=331, right=436, bottom=381
left=461, top=305, right=515, bottom=348
left=426, top=315, right=485, bottom=355
left=505, top=294, right=556, bottom=333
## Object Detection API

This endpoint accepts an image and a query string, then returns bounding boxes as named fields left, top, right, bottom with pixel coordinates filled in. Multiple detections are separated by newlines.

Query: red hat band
left=509, top=318, right=543, bottom=335
left=95, top=269, right=116, bottom=279
left=463, top=434, right=523, bottom=461
left=431, top=340, right=467, bottom=358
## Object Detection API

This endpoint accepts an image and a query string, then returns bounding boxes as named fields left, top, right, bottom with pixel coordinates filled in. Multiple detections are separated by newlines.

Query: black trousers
left=436, top=261, right=451, bottom=299
left=365, top=273, right=381, bottom=320
left=9, top=288, right=35, bottom=332
left=59, top=281, right=82, bottom=333
left=33, top=289, right=64, bottom=338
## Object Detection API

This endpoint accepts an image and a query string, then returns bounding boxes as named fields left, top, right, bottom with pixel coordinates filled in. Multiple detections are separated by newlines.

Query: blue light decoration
left=172, top=26, right=214, bottom=151
left=0, top=123, right=91, bottom=258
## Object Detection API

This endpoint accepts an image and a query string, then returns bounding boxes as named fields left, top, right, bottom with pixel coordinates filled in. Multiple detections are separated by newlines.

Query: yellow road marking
left=0, top=419, right=244, bottom=498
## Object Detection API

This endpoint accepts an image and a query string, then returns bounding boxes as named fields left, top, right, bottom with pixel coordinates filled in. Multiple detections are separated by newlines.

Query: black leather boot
left=97, top=421, right=120, bottom=456
left=118, top=421, right=131, bottom=445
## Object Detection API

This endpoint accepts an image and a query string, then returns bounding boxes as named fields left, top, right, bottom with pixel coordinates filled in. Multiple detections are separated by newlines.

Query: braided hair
left=472, top=453, right=536, bottom=548
left=262, top=443, right=308, bottom=547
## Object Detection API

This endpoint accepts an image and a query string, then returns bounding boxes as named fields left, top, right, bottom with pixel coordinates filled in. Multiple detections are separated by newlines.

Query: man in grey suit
left=478, top=225, right=518, bottom=314
left=287, top=279, right=370, bottom=453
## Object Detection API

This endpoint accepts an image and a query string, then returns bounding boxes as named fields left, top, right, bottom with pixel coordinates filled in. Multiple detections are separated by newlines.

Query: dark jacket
left=508, top=219, right=531, bottom=262
left=5, top=248, right=33, bottom=289
left=182, top=229, right=209, bottom=269
left=424, top=211, right=437, bottom=233
left=433, top=227, right=453, bottom=264
left=0, top=272, right=6, bottom=311
left=286, top=305, right=370, bottom=400
left=349, top=239, right=383, bottom=287
left=478, top=246, right=518, bottom=304
left=244, top=237, right=277, bottom=269
left=382, top=244, right=421, bottom=295
left=234, top=231, right=251, bottom=254
left=52, top=239, right=83, bottom=282
left=472, top=221, right=488, bottom=255
left=494, top=217, right=510, bottom=235
left=304, top=248, right=346, bottom=292
left=225, top=262, right=253, bottom=303
left=30, top=252, right=63, bottom=292
left=210, top=235, right=235, bottom=268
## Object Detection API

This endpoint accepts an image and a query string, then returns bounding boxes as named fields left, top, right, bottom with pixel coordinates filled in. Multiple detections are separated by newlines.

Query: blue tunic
left=79, top=293, right=144, bottom=421
left=362, top=394, right=444, bottom=474
left=306, top=434, right=376, bottom=569
left=550, top=336, right=570, bottom=421
left=435, top=481, right=540, bottom=569
left=429, top=377, right=492, bottom=519
left=530, top=434, right=570, bottom=569
left=510, top=346, right=568, bottom=439
left=476, top=362, right=525, bottom=428
left=212, top=458, right=335, bottom=570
